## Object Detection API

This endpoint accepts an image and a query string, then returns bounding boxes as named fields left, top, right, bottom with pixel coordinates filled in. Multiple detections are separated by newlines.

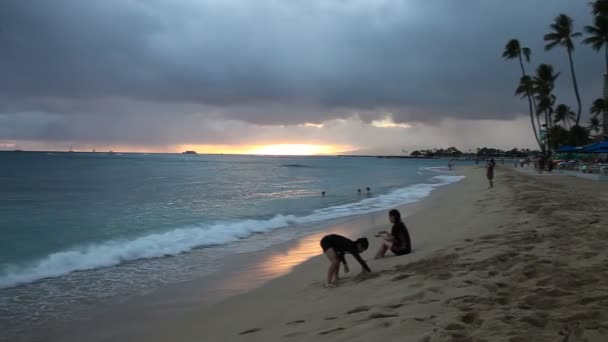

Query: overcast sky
left=0, top=0, right=603, bottom=153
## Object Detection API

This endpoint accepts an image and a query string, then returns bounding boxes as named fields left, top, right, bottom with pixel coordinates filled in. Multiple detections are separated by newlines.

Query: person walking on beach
left=374, top=209, right=411, bottom=259
left=486, top=158, right=496, bottom=188
left=320, top=234, right=370, bottom=287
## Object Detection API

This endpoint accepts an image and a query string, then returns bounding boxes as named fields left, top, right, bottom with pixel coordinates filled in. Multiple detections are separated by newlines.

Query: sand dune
left=133, top=167, right=608, bottom=342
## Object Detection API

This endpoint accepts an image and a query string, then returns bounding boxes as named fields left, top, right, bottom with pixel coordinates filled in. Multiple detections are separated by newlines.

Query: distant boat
left=12, top=149, right=24, bottom=152
left=182, top=151, right=198, bottom=154
left=92, top=148, right=96, bottom=153
left=68, top=146, right=75, bottom=153
left=107, top=150, right=116, bottom=155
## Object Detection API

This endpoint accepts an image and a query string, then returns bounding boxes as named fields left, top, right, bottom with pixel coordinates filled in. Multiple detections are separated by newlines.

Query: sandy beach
left=93, top=165, right=605, bottom=342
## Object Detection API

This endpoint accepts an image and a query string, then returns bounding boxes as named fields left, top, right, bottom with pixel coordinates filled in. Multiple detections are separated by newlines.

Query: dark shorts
left=320, top=236, right=332, bottom=252
left=391, top=246, right=411, bottom=256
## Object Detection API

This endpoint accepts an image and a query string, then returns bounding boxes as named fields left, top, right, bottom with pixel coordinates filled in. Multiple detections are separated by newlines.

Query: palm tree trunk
left=567, top=48, right=582, bottom=125
left=534, top=98, right=544, bottom=152
left=604, top=73, right=608, bottom=140
left=604, top=45, right=608, bottom=141
left=605, top=44, right=608, bottom=75
left=529, top=97, right=542, bottom=149
left=519, top=55, right=543, bottom=150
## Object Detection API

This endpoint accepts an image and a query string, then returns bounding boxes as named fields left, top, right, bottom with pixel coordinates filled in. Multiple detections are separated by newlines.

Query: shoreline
left=44, top=169, right=466, bottom=342
left=116, top=166, right=608, bottom=341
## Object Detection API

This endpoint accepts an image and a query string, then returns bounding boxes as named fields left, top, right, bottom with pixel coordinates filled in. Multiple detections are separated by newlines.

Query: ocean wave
left=0, top=175, right=464, bottom=289
left=281, top=164, right=313, bottom=168
left=419, top=166, right=447, bottom=172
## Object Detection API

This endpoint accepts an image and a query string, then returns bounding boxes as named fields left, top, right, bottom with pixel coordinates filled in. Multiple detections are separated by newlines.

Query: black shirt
left=391, top=222, right=411, bottom=253
left=320, top=234, right=371, bottom=272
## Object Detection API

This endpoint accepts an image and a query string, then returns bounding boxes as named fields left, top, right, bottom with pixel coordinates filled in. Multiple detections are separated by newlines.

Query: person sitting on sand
left=320, top=234, right=370, bottom=287
left=374, top=209, right=411, bottom=259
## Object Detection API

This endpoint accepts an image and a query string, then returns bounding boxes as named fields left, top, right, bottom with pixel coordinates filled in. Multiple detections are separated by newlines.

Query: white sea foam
left=0, top=175, right=464, bottom=289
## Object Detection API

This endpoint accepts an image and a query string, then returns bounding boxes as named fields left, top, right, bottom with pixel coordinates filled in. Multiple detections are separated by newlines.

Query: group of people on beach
left=319, top=209, right=411, bottom=287
left=515, top=155, right=555, bottom=174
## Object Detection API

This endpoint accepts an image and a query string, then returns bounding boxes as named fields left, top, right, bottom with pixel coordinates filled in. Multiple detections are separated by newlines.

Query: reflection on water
left=212, top=226, right=358, bottom=295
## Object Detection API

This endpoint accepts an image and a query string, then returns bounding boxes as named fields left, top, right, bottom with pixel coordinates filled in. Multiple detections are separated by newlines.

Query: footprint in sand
left=445, top=322, right=466, bottom=331
left=286, top=320, right=306, bottom=325
left=413, top=314, right=436, bottom=322
left=318, top=327, right=345, bottom=335
left=238, top=328, right=262, bottom=335
left=460, top=312, right=479, bottom=325
left=385, top=303, right=404, bottom=309
left=324, top=316, right=337, bottom=320
left=436, top=272, right=453, bottom=280
left=444, top=323, right=468, bottom=340
left=402, top=291, right=426, bottom=301
left=346, top=306, right=372, bottom=314
left=391, top=273, right=414, bottom=281
left=368, top=312, right=399, bottom=319
left=283, top=331, right=307, bottom=338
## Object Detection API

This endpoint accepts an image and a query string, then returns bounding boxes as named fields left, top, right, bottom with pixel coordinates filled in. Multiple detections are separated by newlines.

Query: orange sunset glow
left=178, top=143, right=353, bottom=155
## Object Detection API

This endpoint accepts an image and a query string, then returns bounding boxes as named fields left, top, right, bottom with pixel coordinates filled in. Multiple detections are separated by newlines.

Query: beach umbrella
left=557, top=145, right=579, bottom=152
left=582, top=141, right=608, bottom=152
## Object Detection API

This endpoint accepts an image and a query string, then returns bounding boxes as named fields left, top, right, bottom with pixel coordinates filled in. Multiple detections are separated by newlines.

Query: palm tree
left=554, top=104, right=576, bottom=128
left=544, top=14, right=583, bottom=125
left=591, top=0, right=608, bottom=16
left=537, top=94, right=557, bottom=128
left=589, top=116, right=601, bottom=133
left=590, top=98, right=608, bottom=117
left=514, top=75, right=542, bottom=148
left=533, top=64, right=560, bottom=151
left=584, top=16, right=608, bottom=73
left=503, top=39, right=542, bottom=150
left=502, top=39, right=532, bottom=75
left=586, top=4, right=608, bottom=140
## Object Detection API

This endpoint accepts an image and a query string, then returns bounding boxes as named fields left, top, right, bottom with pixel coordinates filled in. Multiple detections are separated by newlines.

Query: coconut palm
left=544, top=14, right=583, bottom=125
left=554, top=104, right=576, bottom=128
left=585, top=10, right=608, bottom=140
left=589, top=116, right=601, bottom=133
left=584, top=16, right=608, bottom=72
left=536, top=94, right=557, bottom=128
left=591, top=0, right=608, bottom=16
left=503, top=39, right=541, bottom=149
left=514, top=75, right=534, bottom=99
left=590, top=98, right=608, bottom=117
left=502, top=39, right=532, bottom=75
left=533, top=64, right=560, bottom=150
left=515, top=76, right=544, bottom=134
left=533, top=64, right=560, bottom=95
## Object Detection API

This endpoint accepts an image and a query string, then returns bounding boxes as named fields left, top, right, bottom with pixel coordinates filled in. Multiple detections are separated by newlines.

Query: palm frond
left=544, top=40, right=561, bottom=51
left=591, top=0, right=608, bottom=16
left=502, top=39, right=521, bottom=59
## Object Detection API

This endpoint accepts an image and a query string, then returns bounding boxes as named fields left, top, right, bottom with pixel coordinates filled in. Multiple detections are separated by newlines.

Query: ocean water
left=0, top=152, right=465, bottom=338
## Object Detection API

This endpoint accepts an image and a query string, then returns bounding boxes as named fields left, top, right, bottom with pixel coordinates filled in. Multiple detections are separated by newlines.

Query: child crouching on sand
left=320, top=234, right=370, bottom=287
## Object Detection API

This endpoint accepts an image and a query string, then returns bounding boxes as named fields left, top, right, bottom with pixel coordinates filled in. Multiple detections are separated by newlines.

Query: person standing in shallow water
left=486, top=158, right=496, bottom=188
left=375, top=209, right=411, bottom=259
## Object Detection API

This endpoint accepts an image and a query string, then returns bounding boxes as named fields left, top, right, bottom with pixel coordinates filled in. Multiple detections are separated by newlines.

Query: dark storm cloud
left=0, top=0, right=603, bottom=139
